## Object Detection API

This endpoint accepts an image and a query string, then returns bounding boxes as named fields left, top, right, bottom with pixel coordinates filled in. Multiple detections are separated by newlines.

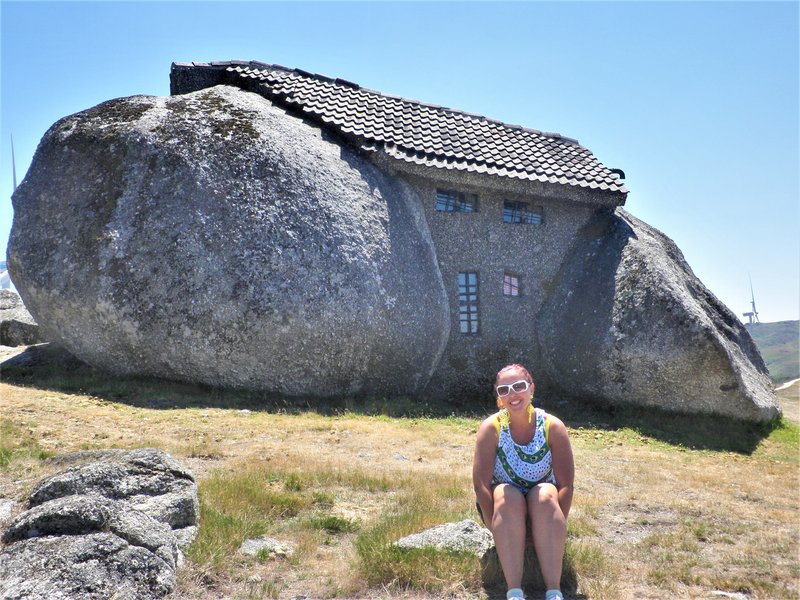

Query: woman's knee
left=493, top=484, right=526, bottom=513
left=527, top=483, right=560, bottom=510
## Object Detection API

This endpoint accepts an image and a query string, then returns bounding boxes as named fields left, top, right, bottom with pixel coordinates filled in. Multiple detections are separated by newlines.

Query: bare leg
left=491, top=484, right=527, bottom=590
left=528, top=483, right=567, bottom=591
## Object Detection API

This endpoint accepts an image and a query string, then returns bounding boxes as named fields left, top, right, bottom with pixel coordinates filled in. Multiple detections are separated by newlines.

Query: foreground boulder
left=0, top=496, right=178, bottom=600
left=8, top=85, right=448, bottom=397
left=538, top=209, right=779, bottom=422
left=30, top=448, right=199, bottom=547
left=0, top=289, right=42, bottom=346
left=0, top=449, right=196, bottom=599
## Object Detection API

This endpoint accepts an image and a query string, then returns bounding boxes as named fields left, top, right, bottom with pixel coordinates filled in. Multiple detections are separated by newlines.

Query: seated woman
left=472, top=364, right=574, bottom=600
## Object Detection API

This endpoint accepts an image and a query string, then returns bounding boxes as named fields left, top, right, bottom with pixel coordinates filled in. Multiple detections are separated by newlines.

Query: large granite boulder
left=0, top=449, right=196, bottom=599
left=7, top=84, right=448, bottom=397
left=0, top=289, right=42, bottom=346
left=537, top=209, right=779, bottom=422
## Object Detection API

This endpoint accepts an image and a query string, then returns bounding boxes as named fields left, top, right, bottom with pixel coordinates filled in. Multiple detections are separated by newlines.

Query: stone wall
left=401, top=172, right=596, bottom=401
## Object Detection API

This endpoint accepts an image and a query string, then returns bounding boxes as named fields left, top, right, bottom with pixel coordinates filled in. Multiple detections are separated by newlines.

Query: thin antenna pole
left=11, top=134, right=18, bottom=191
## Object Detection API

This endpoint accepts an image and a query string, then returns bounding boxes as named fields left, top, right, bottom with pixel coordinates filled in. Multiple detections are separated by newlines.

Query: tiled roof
left=171, top=61, right=627, bottom=197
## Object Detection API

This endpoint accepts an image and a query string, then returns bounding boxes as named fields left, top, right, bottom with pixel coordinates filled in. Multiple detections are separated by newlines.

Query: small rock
left=0, top=498, right=17, bottom=525
left=394, top=519, right=493, bottom=556
left=239, top=536, right=294, bottom=559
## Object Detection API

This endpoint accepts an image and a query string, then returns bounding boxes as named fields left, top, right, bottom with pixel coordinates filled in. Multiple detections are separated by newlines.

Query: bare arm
left=548, top=416, right=574, bottom=518
left=472, top=415, right=499, bottom=530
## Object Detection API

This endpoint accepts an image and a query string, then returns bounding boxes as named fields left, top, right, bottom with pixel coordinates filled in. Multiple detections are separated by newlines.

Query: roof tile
left=172, top=61, right=627, bottom=196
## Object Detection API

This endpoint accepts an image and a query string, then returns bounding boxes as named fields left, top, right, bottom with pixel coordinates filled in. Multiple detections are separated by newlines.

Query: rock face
left=0, top=289, right=42, bottom=346
left=7, top=83, right=778, bottom=420
left=537, top=209, right=778, bottom=421
left=8, top=85, right=448, bottom=397
left=29, top=448, right=199, bottom=545
left=0, top=449, right=196, bottom=600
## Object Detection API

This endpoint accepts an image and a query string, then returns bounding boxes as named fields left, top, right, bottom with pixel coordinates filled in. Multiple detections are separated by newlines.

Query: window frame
left=503, top=271, right=521, bottom=297
left=502, top=200, right=543, bottom=225
left=458, top=271, right=480, bottom=335
left=435, top=189, right=479, bottom=213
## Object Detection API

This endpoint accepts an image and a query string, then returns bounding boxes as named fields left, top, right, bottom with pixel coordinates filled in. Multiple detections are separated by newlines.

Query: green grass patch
left=306, top=514, right=359, bottom=534
left=311, top=491, right=335, bottom=507
left=754, top=417, right=800, bottom=463
left=185, top=466, right=311, bottom=569
left=185, top=460, right=409, bottom=580
left=567, top=514, right=598, bottom=537
left=283, top=473, right=303, bottom=492
left=0, top=418, right=54, bottom=467
left=766, top=417, right=799, bottom=445
left=353, top=476, right=480, bottom=593
left=358, top=543, right=481, bottom=593
left=564, top=538, right=611, bottom=580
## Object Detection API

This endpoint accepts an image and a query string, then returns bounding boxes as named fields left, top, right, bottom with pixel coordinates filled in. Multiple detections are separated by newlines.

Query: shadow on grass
left=542, top=393, right=783, bottom=455
left=1, top=344, right=784, bottom=455
left=0, top=344, right=481, bottom=418
left=482, top=546, right=581, bottom=599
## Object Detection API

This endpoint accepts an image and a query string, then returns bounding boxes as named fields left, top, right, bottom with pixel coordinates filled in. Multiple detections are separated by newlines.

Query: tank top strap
left=536, top=408, right=551, bottom=445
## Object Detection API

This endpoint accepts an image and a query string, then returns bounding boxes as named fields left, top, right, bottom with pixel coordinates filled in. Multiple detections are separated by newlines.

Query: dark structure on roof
left=171, top=61, right=627, bottom=202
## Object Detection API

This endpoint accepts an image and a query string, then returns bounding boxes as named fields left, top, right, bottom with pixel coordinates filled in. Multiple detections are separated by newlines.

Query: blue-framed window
left=436, top=189, right=478, bottom=213
left=503, top=201, right=542, bottom=224
left=458, top=271, right=479, bottom=334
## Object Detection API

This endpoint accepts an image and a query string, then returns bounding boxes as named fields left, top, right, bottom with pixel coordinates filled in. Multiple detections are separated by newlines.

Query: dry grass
left=0, top=353, right=798, bottom=600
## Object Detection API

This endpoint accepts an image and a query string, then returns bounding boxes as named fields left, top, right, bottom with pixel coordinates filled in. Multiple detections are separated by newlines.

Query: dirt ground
left=0, top=348, right=798, bottom=600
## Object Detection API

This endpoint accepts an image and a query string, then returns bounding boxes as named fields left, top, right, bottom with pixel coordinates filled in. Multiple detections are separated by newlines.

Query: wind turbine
left=742, top=275, right=760, bottom=325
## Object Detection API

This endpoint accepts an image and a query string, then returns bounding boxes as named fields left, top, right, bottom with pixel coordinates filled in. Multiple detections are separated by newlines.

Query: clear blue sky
left=2, top=1, right=798, bottom=322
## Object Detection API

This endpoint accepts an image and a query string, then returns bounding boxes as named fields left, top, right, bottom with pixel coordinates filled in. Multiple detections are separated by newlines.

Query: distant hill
left=745, top=321, right=800, bottom=384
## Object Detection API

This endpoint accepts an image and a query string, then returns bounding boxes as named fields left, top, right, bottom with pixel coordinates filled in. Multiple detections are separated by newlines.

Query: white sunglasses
left=495, top=380, right=531, bottom=397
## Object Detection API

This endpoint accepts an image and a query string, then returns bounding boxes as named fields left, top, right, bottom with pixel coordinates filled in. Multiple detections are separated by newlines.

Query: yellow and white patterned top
left=491, top=407, right=555, bottom=493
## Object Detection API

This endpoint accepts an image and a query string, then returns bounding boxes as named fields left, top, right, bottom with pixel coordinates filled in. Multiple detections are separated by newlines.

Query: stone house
left=170, top=60, right=628, bottom=399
